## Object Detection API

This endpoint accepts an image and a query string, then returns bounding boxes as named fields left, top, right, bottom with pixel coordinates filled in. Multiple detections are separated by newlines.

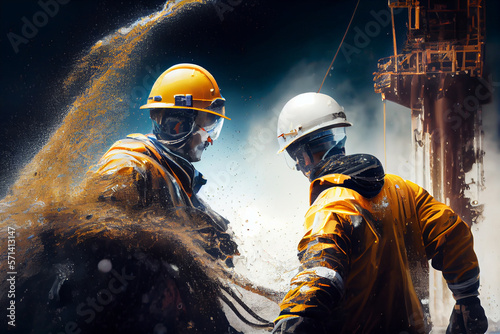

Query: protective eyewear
left=152, top=109, right=196, bottom=144
left=152, top=106, right=224, bottom=144
left=286, top=128, right=347, bottom=169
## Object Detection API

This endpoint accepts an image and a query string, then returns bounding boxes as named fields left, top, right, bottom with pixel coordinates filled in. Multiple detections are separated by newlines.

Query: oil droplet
left=98, top=259, right=112, bottom=273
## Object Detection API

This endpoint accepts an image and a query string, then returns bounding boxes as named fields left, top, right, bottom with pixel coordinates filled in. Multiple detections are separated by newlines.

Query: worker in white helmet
left=272, top=92, right=488, bottom=334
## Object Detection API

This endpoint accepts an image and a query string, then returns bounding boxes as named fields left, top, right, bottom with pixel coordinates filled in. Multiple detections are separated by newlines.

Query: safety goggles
left=195, top=111, right=224, bottom=141
left=152, top=109, right=196, bottom=143
left=190, top=98, right=225, bottom=141
left=286, top=128, right=347, bottom=170
left=151, top=107, right=224, bottom=144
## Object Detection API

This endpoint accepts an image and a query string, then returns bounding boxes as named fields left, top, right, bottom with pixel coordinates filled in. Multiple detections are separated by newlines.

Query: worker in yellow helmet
left=81, top=63, right=241, bottom=333
left=92, top=63, right=236, bottom=263
left=94, top=63, right=229, bottom=211
left=272, top=92, right=488, bottom=334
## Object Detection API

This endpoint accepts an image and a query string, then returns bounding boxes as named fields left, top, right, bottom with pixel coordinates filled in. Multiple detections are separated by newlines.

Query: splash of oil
left=0, top=0, right=207, bottom=225
left=0, top=0, right=211, bottom=317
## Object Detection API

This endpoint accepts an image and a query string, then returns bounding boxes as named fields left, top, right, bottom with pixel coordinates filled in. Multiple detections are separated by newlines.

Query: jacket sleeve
left=406, top=180, right=480, bottom=300
left=275, top=206, right=354, bottom=327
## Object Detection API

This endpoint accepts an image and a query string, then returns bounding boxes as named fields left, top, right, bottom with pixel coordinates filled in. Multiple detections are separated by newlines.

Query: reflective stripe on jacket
left=276, top=173, right=479, bottom=333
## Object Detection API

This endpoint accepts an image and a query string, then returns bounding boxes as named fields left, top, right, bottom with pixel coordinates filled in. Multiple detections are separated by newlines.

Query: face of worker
left=181, top=110, right=224, bottom=162
left=180, top=127, right=210, bottom=162
left=296, top=150, right=325, bottom=179
left=287, top=128, right=347, bottom=180
left=151, top=108, right=223, bottom=162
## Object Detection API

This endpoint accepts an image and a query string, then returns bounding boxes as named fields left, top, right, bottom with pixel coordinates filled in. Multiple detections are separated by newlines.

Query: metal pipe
left=415, top=1, right=420, bottom=30
left=391, top=7, right=398, bottom=72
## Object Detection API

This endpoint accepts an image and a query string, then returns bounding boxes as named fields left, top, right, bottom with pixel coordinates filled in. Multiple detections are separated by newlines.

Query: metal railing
left=374, top=43, right=483, bottom=91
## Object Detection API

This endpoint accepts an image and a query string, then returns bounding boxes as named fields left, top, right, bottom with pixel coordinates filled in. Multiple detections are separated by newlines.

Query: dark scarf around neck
left=310, top=153, right=385, bottom=203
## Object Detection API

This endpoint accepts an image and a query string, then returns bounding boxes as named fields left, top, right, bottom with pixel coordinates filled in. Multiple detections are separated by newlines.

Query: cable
left=383, top=98, right=387, bottom=168
left=220, top=284, right=272, bottom=324
left=219, top=289, right=273, bottom=329
left=318, top=0, right=361, bottom=93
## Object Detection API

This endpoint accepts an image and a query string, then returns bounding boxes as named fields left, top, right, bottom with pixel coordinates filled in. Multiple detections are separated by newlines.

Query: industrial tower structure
left=373, top=0, right=489, bottom=328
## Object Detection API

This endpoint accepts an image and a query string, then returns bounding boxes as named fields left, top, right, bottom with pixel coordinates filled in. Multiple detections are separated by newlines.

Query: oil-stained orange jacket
left=75, top=133, right=240, bottom=333
left=276, top=170, right=480, bottom=333
left=91, top=133, right=203, bottom=209
left=84, top=133, right=237, bottom=265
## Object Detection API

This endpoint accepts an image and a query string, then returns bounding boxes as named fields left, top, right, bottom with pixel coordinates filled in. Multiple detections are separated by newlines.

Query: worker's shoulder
left=105, top=133, right=153, bottom=155
left=383, top=173, right=406, bottom=185
left=312, top=174, right=414, bottom=204
left=310, top=183, right=360, bottom=212
left=383, top=173, right=421, bottom=192
left=307, top=184, right=360, bottom=216
left=95, top=134, right=162, bottom=176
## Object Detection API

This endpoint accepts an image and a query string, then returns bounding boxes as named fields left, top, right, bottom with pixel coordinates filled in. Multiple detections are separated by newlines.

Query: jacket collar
left=150, top=135, right=208, bottom=195
left=310, top=154, right=385, bottom=204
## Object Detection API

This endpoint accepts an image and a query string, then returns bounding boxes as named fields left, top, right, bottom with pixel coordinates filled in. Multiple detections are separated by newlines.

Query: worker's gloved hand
left=446, top=296, right=488, bottom=334
left=272, top=316, right=327, bottom=334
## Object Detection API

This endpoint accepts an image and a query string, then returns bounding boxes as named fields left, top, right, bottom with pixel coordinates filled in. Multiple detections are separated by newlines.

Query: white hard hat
left=276, top=92, right=352, bottom=153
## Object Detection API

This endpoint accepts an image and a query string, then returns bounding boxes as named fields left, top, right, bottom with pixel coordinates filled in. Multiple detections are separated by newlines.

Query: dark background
left=1, top=0, right=499, bottom=198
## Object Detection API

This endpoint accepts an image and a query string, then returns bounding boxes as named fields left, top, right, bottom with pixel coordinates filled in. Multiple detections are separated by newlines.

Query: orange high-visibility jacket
left=276, top=173, right=480, bottom=334
left=75, top=133, right=239, bottom=333
left=91, top=133, right=200, bottom=209
left=84, top=133, right=237, bottom=265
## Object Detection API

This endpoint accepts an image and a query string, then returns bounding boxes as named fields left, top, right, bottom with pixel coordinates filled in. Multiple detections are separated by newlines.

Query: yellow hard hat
left=140, top=63, right=229, bottom=120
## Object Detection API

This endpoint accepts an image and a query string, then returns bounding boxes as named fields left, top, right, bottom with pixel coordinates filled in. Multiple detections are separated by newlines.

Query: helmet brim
left=277, top=121, right=352, bottom=154
left=141, top=104, right=230, bottom=120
